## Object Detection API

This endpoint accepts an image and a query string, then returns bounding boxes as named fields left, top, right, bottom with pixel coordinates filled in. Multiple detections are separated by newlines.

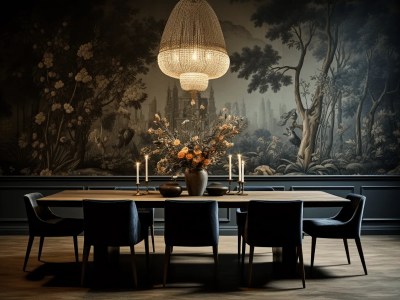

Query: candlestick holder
left=226, top=178, right=233, bottom=194
left=135, top=183, right=143, bottom=196
left=145, top=181, right=150, bottom=194
left=236, top=181, right=248, bottom=195
left=236, top=180, right=242, bottom=195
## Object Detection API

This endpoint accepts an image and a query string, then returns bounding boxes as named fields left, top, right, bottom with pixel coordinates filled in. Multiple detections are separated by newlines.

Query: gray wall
left=1, top=175, right=399, bottom=235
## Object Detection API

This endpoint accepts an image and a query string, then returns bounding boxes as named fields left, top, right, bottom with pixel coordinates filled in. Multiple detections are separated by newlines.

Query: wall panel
left=0, top=176, right=399, bottom=235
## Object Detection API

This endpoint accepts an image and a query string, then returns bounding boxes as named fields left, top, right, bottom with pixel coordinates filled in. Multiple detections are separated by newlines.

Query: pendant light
left=157, top=0, right=230, bottom=102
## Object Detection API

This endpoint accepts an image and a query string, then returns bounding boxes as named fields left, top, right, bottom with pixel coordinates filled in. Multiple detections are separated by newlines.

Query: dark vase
left=159, top=181, right=183, bottom=197
left=184, top=168, right=208, bottom=196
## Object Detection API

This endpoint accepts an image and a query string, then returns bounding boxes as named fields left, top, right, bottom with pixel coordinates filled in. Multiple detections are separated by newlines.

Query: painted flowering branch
left=142, top=109, right=247, bottom=175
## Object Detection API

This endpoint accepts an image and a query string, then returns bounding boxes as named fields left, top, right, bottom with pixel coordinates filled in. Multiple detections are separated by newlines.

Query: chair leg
left=23, top=236, right=34, bottom=271
left=237, top=231, right=241, bottom=260
left=213, top=245, right=219, bottom=282
left=241, top=242, right=245, bottom=269
left=247, top=246, right=255, bottom=287
left=343, top=238, right=351, bottom=264
left=355, top=237, right=368, bottom=275
left=150, top=225, right=155, bottom=253
left=38, top=236, right=44, bottom=261
left=163, top=245, right=172, bottom=287
left=241, top=237, right=246, bottom=265
left=81, top=243, right=91, bottom=286
left=73, top=236, right=79, bottom=262
left=144, top=236, right=150, bottom=271
left=310, top=236, right=317, bottom=271
left=129, top=245, right=138, bottom=287
left=130, top=246, right=137, bottom=287
left=297, top=245, right=306, bottom=288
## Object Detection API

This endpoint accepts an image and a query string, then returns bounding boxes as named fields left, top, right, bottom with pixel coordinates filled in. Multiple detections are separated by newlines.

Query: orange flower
left=193, top=146, right=202, bottom=155
left=177, top=151, right=185, bottom=159
left=186, top=153, right=193, bottom=160
left=173, top=139, right=181, bottom=146
left=203, top=159, right=211, bottom=166
left=181, top=146, right=189, bottom=153
left=193, top=156, right=203, bottom=164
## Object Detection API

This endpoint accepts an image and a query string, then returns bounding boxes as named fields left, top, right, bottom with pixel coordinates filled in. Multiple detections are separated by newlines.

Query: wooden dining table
left=37, top=189, right=349, bottom=276
left=38, top=189, right=349, bottom=208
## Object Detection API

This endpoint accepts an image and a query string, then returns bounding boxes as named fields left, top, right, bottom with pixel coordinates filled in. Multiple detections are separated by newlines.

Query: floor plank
left=0, top=235, right=399, bottom=299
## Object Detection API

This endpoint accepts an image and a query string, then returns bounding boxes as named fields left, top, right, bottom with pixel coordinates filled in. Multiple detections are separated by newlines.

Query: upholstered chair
left=244, top=200, right=305, bottom=288
left=23, top=192, right=83, bottom=271
left=303, top=193, right=367, bottom=275
left=163, top=200, right=219, bottom=287
left=81, top=200, right=149, bottom=287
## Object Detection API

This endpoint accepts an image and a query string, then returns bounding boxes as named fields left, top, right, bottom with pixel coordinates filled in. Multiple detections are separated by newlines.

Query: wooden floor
left=0, top=235, right=399, bottom=299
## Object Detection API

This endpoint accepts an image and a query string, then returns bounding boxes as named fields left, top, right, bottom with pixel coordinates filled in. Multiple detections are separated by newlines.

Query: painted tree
left=340, top=1, right=400, bottom=162
left=231, top=0, right=346, bottom=168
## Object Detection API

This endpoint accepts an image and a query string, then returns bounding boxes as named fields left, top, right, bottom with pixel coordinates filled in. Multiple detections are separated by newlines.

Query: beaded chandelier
left=158, top=0, right=230, bottom=100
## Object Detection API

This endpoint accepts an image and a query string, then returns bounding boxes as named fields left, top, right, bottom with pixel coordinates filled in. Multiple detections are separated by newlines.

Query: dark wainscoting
left=1, top=175, right=399, bottom=235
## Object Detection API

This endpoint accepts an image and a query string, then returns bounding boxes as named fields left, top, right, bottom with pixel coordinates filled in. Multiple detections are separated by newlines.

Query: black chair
left=303, top=193, right=368, bottom=275
left=163, top=200, right=219, bottom=287
left=81, top=200, right=149, bottom=287
left=115, top=186, right=157, bottom=252
left=236, top=186, right=275, bottom=261
left=244, top=200, right=305, bottom=288
left=23, top=192, right=83, bottom=271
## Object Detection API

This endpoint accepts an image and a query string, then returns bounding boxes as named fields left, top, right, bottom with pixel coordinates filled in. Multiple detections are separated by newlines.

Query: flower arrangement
left=142, top=106, right=247, bottom=175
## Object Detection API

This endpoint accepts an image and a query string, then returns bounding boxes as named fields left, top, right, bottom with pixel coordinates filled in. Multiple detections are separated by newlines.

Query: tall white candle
left=136, top=162, right=140, bottom=184
left=241, top=160, right=245, bottom=183
left=228, top=154, right=232, bottom=180
left=237, top=154, right=242, bottom=182
left=145, top=155, right=149, bottom=182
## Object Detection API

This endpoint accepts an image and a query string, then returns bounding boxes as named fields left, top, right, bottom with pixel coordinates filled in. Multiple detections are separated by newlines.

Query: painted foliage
left=0, top=0, right=399, bottom=176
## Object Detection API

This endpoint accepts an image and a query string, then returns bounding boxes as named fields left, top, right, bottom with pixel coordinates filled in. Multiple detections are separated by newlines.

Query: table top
left=38, top=190, right=349, bottom=208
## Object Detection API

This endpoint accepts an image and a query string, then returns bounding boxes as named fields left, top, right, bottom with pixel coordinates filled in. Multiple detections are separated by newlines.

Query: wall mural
left=0, top=0, right=399, bottom=176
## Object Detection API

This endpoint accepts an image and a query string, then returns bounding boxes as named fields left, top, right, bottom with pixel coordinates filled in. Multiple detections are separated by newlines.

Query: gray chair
left=244, top=200, right=305, bottom=288
left=115, top=186, right=156, bottom=252
left=303, top=193, right=367, bottom=275
left=23, top=192, right=83, bottom=271
left=236, top=186, right=275, bottom=261
left=81, top=200, right=149, bottom=287
left=163, top=200, right=219, bottom=287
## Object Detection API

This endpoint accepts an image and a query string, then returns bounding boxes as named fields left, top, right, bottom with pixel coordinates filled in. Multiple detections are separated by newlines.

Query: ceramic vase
left=184, top=168, right=208, bottom=196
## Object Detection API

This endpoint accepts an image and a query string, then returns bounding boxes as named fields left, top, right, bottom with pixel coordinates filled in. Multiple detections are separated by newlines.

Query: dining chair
left=236, top=186, right=275, bottom=261
left=115, top=186, right=157, bottom=252
left=163, top=200, right=219, bottom=287
left=303, top=193, right=368, bottom=275
left=81, top=199, right=149, bottom=287
left=23, top=192, right=84, bottom=271
left=244, top=200, right=305, bottom=288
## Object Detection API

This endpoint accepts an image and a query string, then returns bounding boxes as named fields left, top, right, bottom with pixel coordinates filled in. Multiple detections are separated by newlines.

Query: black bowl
left=159, top=182, right=183, bottom=197
left=206, top=182, right=228, bottom=196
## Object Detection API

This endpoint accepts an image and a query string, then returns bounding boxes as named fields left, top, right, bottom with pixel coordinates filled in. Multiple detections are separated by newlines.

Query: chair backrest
left=333, top=193, right=366, bottom=237
left=82, top=200, right=142, bottom=246
left=245, top=200, right=303, bottom=247
left=24, top=193, right=58, bottom=233
left=164, top=200, right=219, bottom=247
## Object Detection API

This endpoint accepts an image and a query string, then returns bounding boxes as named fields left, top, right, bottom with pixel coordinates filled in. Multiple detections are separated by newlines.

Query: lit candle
left=145, top=155, right=149, bottom=182
left=237, top=154, right=242, bottom=182
left=136, top=162, right=140, bottom=184
left=241, top=160, right=245, bottom=183
left=228, top=154, right=232, bottom=180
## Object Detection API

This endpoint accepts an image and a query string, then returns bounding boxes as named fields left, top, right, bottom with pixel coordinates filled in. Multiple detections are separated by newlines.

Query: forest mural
left=0, top=0, right=399, bottom=176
